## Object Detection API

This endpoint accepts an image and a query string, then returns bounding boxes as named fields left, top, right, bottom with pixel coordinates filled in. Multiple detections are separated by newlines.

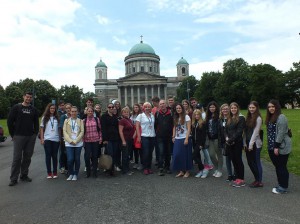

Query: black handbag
left=222, top=143, right=230, bottom=156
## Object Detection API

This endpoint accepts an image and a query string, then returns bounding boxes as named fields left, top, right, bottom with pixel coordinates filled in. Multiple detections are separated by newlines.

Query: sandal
left=175, top=172, right=184, bottom=177
left=183, top=172, right=190, bottom=178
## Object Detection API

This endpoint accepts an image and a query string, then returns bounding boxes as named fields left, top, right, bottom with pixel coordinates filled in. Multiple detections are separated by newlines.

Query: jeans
left=246, top=146, right=263, bottom=182
left=84, top=142, right=99, bottom=175
left=141, top=137, right=155, bottom=169
left=268, top=150, right=289, bottom=189
left=225, top=155, right=234, bottom=176
left=202, top=148, right=213, bottom=166
left=59, top=141, right=67, bottom=170
left=44, top=140, right=60, bottom=174
left=66, top=146, right=82, bottom=175
left=107, top=141, right=120, bottom=170
left=208, top=139, right=223, bottom=171
left=10, top=135, right=36, bottom=181
left=157, top=137, right=172, bottom=170
left=121, top=139, right=133, bottom=173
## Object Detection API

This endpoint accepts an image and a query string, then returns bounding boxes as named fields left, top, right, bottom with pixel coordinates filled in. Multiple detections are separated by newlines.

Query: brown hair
left=174, top=104, right=186, bottom=125
left=227, top=102, right=240, bottom=125
left=265, top=99, right=281, bottom=124
left=246, top=101, right=262, bottom=128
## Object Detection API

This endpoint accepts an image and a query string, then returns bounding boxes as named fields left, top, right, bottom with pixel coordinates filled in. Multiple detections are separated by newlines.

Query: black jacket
left=225, top=115, right=245, bottom=144
left=192, top=122, right=206, bottom=148
left=154, top=109, right=173, bottom=138
left=100, top=112, right=120, bottom=142
left=206, top=118, right=219, bottom=140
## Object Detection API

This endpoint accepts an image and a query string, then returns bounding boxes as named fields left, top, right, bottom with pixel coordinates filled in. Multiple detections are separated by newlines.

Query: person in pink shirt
left=83, top=107, right=102, bottom=178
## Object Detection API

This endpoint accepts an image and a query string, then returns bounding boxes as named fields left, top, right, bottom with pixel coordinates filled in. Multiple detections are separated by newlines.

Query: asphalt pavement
left=0, top=138, right=299, bottom=224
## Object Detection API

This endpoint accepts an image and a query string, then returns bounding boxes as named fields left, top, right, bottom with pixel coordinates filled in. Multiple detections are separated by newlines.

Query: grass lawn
left=0, top=109, right=299, bottom=175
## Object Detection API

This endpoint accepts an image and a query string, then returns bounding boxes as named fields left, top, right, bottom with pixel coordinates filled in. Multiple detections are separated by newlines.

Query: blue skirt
left=172, top=138, right=193, bottom=171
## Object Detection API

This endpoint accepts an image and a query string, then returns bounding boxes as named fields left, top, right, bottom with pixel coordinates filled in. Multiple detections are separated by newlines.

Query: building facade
left=94, top=40, right=189, bottom=107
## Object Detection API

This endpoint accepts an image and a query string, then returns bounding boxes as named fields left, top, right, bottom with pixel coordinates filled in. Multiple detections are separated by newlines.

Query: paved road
left=0, top=139, right=299, bottom=224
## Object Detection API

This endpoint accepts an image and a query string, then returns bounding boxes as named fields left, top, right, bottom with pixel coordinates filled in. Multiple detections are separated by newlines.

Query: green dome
left=177, top=57, right=189, bottom=65
left=128, top=41, right=156, bottom=55
left=95, top=59, right=107, bottom=68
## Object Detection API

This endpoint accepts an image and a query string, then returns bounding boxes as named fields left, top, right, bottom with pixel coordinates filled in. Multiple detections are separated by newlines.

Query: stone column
left=157, top=85, right=160, bottom=99
left=145, top=85, right=148, bottom=102
left=151, top=85, right=154, bottom=98
left=118, top=87, right=121, bottom=102
left=131, top=86, right=134, bottom=107
left=137, top=86, right=140, bottom=103
left=124, top=86, right=128, bottom=106
left=164, top=84, right=167, bottom=101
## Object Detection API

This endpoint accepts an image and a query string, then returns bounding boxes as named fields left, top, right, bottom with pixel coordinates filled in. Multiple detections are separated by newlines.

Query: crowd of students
left=8, top=92, right=292, bottom=194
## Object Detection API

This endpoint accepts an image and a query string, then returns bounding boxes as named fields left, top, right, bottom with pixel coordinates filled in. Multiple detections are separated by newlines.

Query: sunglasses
left=108, top=106, right=114, bottom=109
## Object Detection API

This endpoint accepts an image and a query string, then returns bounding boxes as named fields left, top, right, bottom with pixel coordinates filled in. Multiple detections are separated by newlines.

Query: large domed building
left=94, top=39, right=189, bottom=106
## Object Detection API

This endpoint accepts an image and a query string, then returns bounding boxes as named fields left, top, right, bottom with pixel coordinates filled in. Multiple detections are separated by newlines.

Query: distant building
left=94, top=39, right=189, bottom=107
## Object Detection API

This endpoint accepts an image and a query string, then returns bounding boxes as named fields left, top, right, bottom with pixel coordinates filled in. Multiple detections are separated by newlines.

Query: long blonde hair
left=192, top=109, right=204, bottom=128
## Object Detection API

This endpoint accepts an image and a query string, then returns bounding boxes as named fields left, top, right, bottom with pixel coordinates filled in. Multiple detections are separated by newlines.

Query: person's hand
left=274, top=148, right=279, bottom=156
left=122, top=141, right=126, bottom=146
left=184, top=138, right=188, bottom=145
left=40, top=139, right=45, bottom=145
left=103, top=141, right=108, bottom=145
left=137, top=136, right=141, bottom=143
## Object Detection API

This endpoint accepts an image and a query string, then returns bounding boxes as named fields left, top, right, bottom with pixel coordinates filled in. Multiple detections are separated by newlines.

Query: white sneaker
left=195, top=171, right=203, bottom=178
left=201, top=169, right=209, bottom=178
left=214, top=171, right=223, bottom=178
left=137, top=164, right=143, bottom=170
left=60, top=167, right=65, bottom=174
left=72, top=175, right=77, bottom=181
left=115, top=166, right=121, bottom=172
left=84, top=167, right=87, bottom=172
left=212, top=170, right=218, bottom=177
left=67, top=175, right=73, bottom=181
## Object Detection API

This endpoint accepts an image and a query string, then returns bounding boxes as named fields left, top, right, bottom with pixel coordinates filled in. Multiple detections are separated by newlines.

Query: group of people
left=7, top=91, right=292, bottom=194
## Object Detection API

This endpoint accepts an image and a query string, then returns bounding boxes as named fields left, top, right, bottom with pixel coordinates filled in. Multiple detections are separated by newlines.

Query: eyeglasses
left=108, top=106, right=114, bottom=109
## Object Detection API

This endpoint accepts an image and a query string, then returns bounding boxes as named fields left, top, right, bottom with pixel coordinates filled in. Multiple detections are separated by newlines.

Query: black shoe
left=20, top=175, right=32, bottom=182
left=226, top=176, right=233, bottom=182
left=9, top=180, right=18, bottom=186
left=158, top=169, right=165, bottom=176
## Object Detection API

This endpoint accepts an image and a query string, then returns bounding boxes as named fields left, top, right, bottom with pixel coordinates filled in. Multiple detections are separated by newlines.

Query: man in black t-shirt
left=7, top=92, right=39, bottom=186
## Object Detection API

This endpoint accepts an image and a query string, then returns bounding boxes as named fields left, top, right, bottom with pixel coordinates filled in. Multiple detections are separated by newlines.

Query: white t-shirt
left=65, top=119, right=83, bottom=147
left=175, top=115, right=190, bottom=139
left=136, top=112, right=156, bottom=137
left=40, top=116, right=59, bottom=142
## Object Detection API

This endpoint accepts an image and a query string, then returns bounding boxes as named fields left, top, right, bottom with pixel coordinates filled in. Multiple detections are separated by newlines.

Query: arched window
left=182, top=67, right=186, bottom=74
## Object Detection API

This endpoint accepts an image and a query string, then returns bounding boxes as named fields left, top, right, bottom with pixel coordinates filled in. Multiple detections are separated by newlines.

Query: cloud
left=96, top=14, right=110, bottom=25
left=113, top=36, right=128, bottom=45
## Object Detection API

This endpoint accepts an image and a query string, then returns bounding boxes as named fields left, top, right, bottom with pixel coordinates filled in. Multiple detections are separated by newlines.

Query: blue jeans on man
left=157, top=137, right=172, bottom=171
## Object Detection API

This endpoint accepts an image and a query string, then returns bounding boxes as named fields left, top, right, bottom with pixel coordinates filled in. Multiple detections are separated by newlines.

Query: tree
left=0, top=85, right=10, bottom=118
left=5, top=84, right=23, bottom=106
left=58, top=85, right=83, bottom=110
left=248, top=63, right=284, bottom=107
left=214, top=58, right=251, bottom=108
left=34, top=80, right=57, bottom=114
left=194, top=71, right=221, bottom=106
left=283, top=62, right=300, bottom=107
left=176, top=76, right=199, bottom=102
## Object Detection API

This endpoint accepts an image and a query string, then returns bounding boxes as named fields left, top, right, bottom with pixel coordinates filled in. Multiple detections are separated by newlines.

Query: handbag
left=287, top=128, right=292, bottom=138
left=98, top=145, right=112, bottom=170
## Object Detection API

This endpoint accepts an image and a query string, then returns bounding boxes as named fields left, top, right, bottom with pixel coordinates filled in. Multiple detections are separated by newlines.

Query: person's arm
left=248, top=116, right=262, bottom=150
left=184, top=119, right=191, bottom=145
left=172, top=125, right=176, bottom=143
left=7, top=105, right=18, bottom=138
left=119, top=123, right=126, bottom=146
left=63, top=119, right=72, bottom=144
left=75, top=119, right=84, bottom=144
left=40, top=117, right=45, bottom=145
left=98, top=118, right=102, bottom=144
left=101, top=115, right=108, bottom=144
left=136, top=121, right=141, bottom=143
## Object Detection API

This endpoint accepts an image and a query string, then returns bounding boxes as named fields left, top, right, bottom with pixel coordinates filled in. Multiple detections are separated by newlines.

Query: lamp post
left=187, top=80, right=191, bottom=100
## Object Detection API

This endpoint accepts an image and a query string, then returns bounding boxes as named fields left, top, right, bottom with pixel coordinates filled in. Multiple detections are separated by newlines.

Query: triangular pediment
left=117, top=72, right=167, bottom=82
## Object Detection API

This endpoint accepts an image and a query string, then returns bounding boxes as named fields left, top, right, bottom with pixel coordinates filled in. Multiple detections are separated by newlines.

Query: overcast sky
left=1, top=0, right=299, bottom=93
